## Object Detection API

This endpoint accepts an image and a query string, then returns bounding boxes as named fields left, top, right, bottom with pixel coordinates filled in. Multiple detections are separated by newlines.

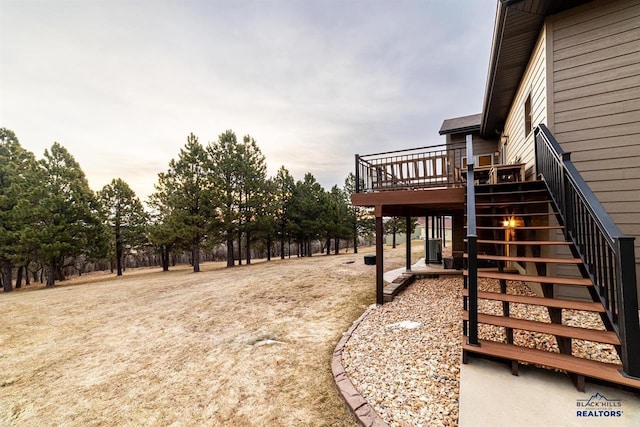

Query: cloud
left=1, top=0, right=496, bottom=198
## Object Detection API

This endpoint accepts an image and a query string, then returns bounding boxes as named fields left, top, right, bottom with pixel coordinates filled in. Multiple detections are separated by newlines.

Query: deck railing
left=355, top=145, right=466, bottom=193
left=535, top=124, right=640, bottom=378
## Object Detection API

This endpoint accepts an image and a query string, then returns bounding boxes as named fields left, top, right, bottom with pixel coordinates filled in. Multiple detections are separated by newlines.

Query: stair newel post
left=616, top=236, right=640, bottom=378
left=466, top=134, right=480, bottom=347
left=467, top=235, right=479, bottom=346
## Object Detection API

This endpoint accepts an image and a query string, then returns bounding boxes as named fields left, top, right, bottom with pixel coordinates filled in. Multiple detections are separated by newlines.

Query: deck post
left=355, top=154, right=360, bottom=193
left=431, top=215, right=436, bottom=241
left=376, top=215, right=384, bottom=305
left=406, top=215, right=412, bottom=272
left=617, top=237, right=640, bottom=378
left=425, top=216, right=430, bottom=263
left=452, top=211, right=465, bottom=252
left=466, top=134, right=480, bottom=346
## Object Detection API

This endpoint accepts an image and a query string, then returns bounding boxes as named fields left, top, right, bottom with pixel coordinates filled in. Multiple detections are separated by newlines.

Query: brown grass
left=0, top=243, right=418, bottom=426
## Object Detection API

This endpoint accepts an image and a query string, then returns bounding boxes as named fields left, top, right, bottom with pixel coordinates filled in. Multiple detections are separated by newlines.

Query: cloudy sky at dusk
left=1, top=0, right=496, bottom=200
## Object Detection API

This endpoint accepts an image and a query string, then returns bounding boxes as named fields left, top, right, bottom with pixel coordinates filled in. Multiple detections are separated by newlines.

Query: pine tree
left=34, top=143, right=108, bottom=286
left=289, top=173, right=326, bottom=256
left=384, top=217, right=417, bottom=249
left=273, top=166, right=295, bottom=259
left=98, top=178, right=148, bottom=276
left=343, top=173, right=361, bottom=253
left=150, top=133, right=215, bottom=273
left=208, top=130, right=242, bottom=267
left=326, top=185, right=352, bottom=254
left=146, top=204, right=180, bottom=272
left=0, top=129, right=40, bottom=291
left=237, top=135, right=267, bottom=264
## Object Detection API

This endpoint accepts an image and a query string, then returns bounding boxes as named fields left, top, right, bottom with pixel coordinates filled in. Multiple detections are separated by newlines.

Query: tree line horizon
left=1, top=127, right=389, bottom=292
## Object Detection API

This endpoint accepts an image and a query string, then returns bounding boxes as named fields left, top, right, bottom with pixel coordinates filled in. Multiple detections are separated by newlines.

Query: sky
left=1, top=0, right=497, bottom=200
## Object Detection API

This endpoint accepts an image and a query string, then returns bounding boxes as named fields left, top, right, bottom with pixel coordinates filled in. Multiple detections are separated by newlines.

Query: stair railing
left=534, top=124, right=640, bottom=378
left=465, top=134, right=479, bottom=346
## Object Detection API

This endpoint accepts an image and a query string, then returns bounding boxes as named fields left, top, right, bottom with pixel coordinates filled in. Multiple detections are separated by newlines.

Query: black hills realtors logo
left=576, top=392, right=623, bottom=417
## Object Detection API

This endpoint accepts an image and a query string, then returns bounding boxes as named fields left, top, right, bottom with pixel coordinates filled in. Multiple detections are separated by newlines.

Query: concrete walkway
left=459, top=357, right=640, bottom=426
left=383, top=257, right=445, bottom=283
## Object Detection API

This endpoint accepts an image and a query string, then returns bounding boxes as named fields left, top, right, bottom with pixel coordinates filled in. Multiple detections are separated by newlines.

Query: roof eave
left=480, top=1, right=511, bottom=138
left=439, top=125, right=481, bottom=136
left=479, top=0, right=594, bottom=138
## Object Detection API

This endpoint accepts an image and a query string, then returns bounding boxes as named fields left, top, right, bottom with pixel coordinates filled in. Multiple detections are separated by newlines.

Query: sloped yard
left=0, top=248, right=416, bottom=426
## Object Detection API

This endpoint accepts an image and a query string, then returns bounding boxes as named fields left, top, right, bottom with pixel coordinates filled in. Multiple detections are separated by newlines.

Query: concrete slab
left=459, top=357, right=640, bottom=427
left=383, top=257, right=449, bottom=283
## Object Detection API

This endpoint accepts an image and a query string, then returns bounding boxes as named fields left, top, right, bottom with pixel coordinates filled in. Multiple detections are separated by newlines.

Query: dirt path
left=0, top=246, right=414, bottom=426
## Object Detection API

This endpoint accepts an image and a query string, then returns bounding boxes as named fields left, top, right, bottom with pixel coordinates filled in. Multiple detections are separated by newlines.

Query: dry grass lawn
left=0, top=245, right=417, bottom=426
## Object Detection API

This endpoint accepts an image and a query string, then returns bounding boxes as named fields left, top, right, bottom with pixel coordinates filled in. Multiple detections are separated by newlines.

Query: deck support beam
left=452, top=211, right=465, bottom=252
left=424, top=216, right=430, bottom=264
left=406, top=215, right=412, bottom=272
left=376, top=215, right=384, bottom=305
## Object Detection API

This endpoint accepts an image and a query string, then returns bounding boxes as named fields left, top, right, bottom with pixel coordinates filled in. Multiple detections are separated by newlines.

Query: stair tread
left=462, top=289, right=605, bottom=312
left=462, top=311, right=619, bottom=345
left=476, top=200, right=550, bottom=207
left=476, top=239, right=571, bottom=245
left=475, top=188, right=549, bottom=197
left=462, top=339, right=639, bottom=389
left=465, top=254, right=581, bottom=264
left=476, top=181, right=546, bottom=189
left=474, top=212, right=552, bottom=217
left=463, top=270, right=593, bottom=286
left=473, top=225, right=564, bottom=230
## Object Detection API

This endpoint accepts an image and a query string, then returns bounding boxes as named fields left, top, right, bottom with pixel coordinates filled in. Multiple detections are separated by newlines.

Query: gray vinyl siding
left=501, top=26, right=547, bottom=179
left=446, top=133, right=498, bottom=167
left=549, top=0, right=640, bottom=298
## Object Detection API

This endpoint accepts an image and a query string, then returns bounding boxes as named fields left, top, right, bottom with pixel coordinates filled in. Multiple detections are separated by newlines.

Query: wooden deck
left=351, top=186, right=465, bottom=217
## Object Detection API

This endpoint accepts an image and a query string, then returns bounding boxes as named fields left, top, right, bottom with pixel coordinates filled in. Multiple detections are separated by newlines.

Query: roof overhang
left=480, top=0, right=594, bottom=138
left=439, top=113, right=482, bottom=136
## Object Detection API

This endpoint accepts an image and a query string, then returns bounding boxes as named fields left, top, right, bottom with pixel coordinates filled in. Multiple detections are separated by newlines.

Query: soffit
left=480, top=0, right=594, bottom=138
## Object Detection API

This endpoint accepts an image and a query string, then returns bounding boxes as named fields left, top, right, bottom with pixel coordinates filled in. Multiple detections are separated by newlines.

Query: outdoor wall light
left=502, top=217, right=523, bottom=228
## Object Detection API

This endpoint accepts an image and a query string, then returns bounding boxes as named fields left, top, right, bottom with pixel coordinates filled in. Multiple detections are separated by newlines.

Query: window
left=462, top=154, right=493, bottom=168
left=478, top=154, right=493, bottom=167
left=524, top=93, right=532, bottom=137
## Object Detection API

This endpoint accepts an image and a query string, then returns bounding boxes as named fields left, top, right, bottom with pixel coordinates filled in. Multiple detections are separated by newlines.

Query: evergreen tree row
left=0, top=127, right=371, bottom=292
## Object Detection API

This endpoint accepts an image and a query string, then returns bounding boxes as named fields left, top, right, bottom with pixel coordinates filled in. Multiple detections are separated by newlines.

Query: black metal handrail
left=465, top=134, right=479, bottom=346
left=535, top=124, right=640, bottom=378
left=355, top=144, right=466, bottom=193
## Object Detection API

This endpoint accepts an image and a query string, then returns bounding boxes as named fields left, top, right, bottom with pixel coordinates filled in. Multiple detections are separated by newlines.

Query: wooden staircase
left=462, top=180, right=640, bottom=391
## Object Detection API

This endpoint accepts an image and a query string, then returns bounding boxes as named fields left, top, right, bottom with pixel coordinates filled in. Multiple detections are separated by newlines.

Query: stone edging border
left=332, top=306, right=388, bottom=427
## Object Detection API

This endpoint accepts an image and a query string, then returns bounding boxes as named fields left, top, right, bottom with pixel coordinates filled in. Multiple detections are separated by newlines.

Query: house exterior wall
left=497, top=0, right=640, bottom=299
left=447, top=132, right=498, bottom=168
left=499, top=25, right=547, bottom=179
left=385, top=229, right=423, bottom=246
left=547, top=0, right=640, bottom=297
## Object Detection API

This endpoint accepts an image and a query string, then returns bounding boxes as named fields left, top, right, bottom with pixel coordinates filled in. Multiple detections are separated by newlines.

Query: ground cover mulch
left=342, top=276, right=621, bottom=427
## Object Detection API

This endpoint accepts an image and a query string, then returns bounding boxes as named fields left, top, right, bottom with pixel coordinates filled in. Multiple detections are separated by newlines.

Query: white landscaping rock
left=386, top=321, right=422, bottom=330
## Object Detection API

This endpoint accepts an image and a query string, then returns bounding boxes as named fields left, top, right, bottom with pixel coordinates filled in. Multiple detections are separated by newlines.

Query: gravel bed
left=343, top=277, right=462, bottom=426
left=342, top=276, right=621, bottom=426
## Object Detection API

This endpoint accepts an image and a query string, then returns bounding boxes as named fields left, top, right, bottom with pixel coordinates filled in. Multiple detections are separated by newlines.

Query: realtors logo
left=576, top=392, right=623, bottom=417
